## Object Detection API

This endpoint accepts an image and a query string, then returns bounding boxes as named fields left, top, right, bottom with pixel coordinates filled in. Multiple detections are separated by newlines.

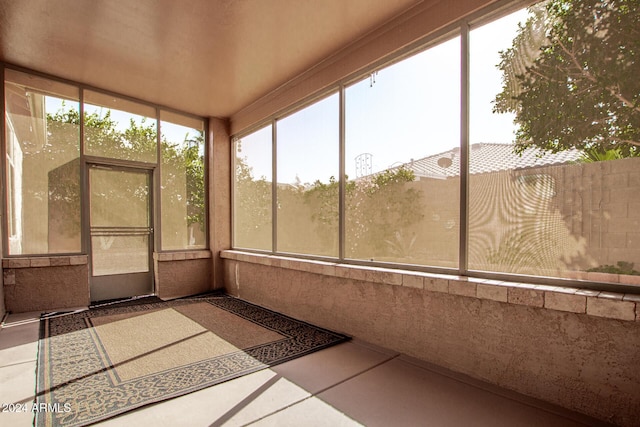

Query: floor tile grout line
left=208, top=373, right=284, bottom=427
left=241, top=353, right=401, bottom=426
left=312, top=353, right=401, bottom=397
left=0, top=359, right=37, bottom=369
left=397, top=355, right=609, bottom=427
left=245, top=351, right=606, bottom=427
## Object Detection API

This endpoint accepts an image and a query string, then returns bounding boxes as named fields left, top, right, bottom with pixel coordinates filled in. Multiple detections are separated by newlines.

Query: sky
left=238, top=7, right=529, bottom=185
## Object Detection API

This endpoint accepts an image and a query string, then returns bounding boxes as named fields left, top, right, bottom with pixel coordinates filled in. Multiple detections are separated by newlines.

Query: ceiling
left=0, top=0, right=422, bottom=119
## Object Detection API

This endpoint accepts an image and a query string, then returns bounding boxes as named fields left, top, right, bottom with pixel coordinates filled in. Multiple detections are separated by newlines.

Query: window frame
left=1, top=65, right=209, bottom=257
left=229, top=0, right=640, bottom=294
left=158, top=111, right=208, bottom=251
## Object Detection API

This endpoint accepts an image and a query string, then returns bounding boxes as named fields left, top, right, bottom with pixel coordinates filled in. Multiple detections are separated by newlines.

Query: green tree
left=494, top=0, right=640, bottom=157
left=233, top=152, right=272, bottom=248
left=48, top=106, right=158, bottom=161
left=183, top=133, right=206, bottom=228
left=355, top=167, right=423, bottom=258
left=122, top=117, right=158, bottom=161
left=47, top=105, right=206, bottom=232
left=43, top=106, right=83, bottom=245
left=161, top=129, right=206, bottom=231
left=304, top=167, right=423, bottom=259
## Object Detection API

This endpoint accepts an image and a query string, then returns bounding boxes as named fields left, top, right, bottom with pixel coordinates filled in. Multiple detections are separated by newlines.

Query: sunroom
left=0, top=0, right=638, bottom=426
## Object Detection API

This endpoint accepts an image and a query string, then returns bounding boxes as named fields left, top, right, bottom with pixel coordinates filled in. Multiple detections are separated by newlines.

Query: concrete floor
left=0, top=309, right=607, bottom=427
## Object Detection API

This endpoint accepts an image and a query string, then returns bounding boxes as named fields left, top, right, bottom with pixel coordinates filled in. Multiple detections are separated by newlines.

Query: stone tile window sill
left=2, top=255, right=88, bottom=268
left=1, top=252, right=212, bottom=267
left=221, top=250, right=640, bottom=323
left=154, top=250, right=212, bottom=262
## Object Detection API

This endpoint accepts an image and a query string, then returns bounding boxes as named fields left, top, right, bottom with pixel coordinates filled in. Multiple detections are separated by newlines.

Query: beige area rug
left=35, top=294, right=348, bottom=426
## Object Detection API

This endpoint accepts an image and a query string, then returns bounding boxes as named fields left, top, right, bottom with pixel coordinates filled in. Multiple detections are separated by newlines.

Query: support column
left=208, top=117, right=232, bottom=289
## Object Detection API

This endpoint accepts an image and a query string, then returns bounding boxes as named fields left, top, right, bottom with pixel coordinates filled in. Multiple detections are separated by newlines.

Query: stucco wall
left=209, top=117, right=232, bottom=289
left=154, top=251, right=213, bottom=299
left=0, top=214, right=4, bottom=320
left=222, top=255, right=640, bottom=426
left=3, top=256, right=89, bottom=313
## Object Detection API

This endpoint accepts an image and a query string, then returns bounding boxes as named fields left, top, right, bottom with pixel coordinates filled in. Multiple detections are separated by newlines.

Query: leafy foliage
left=494, top=0, right=640, bottom=157
left=587, top=261, right=640, bottom=275
left=234, top=154, right=272, bottom=239
left=183, top=135, right=206, bottom=227
left=47, top=105, right=206, bottom=229
left=578, top=146, right=626, bottom=162
left=303, top=175, right=355, bottom=227
left=304, top=166, right=423, bottom=258
left=234, top=159, right=425, bottom=259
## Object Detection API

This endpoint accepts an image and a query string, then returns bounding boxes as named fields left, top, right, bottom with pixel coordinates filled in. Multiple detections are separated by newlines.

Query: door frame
left=85, top=160, right=156, bottom=302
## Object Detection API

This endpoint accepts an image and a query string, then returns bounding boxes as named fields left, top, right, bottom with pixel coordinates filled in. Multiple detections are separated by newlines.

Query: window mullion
left=272, top=119, right=278, bottom=254
left=339, top=85, right=346, bottom=261
left=459, top=22, right=470, bottom=276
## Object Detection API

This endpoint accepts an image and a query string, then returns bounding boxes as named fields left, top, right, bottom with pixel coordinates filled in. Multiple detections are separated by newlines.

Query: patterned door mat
left=35, top=294, right=348, bottom=426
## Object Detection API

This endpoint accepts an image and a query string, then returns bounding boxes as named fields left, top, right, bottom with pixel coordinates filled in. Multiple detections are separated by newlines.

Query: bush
left=587, top=261, right=640, bottom=276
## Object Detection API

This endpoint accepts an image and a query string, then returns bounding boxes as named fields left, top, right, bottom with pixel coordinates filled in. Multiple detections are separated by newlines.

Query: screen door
left=89, top=165, right=153, bottom=301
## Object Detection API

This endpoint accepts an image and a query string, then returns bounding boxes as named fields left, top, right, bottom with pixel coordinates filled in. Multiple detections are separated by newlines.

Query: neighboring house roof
left=395, top=143, right=582, bottom=179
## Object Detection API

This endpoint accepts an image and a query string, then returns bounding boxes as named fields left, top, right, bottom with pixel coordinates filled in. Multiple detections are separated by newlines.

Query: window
left=345, top=37, right=460, bottom=267
left=84, top=90, right=157, bottom=163
left=277, top=94, right=339, bottom=257
left=4, top=70, right=81, bottom=254
left=160, top=111, right=206, bottom=250
left=4, top=69, right=208, bottom=255
left=233, top=125, right=272, bottom=251
left=468, top=2, right=640, bottom=286
left=229, top=0, right=639, bottom=288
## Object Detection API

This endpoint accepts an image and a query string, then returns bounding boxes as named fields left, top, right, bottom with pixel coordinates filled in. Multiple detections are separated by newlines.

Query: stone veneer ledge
left=154, top=250, right=212, bottom=262
left=221, top=250, right=640, bottom=322
left=2, top=255, right=88, bottom=268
